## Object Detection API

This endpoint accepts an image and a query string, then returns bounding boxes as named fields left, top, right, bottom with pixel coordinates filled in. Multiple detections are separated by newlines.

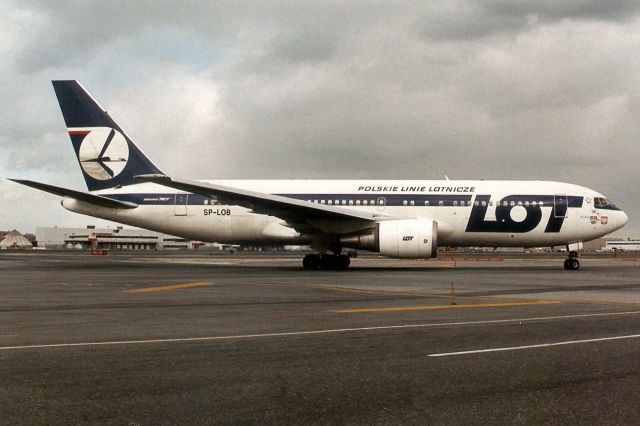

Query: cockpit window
left=594, top=197, right=617, bottom=209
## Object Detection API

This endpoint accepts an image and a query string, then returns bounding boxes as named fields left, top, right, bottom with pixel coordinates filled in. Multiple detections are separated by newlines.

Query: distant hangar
left=35, top=226, right=196, bottom=250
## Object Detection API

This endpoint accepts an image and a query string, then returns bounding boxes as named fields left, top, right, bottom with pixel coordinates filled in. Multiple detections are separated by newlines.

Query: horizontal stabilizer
left=8, top=179, right=138, bottom=209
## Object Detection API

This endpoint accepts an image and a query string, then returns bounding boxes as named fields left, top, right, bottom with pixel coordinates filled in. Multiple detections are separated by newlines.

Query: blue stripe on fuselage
left=99, top=193, right=583, bottom=208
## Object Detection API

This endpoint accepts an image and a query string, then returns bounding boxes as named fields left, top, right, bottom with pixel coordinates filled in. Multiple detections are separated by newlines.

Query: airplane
left=9, top=80, right=628, bottom=270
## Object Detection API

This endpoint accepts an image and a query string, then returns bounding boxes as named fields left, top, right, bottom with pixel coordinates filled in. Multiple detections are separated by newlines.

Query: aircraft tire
left=320, top=254, right=337, bottom=270
left=564, top=258, right=580, bottom=270
left=336, top=254, right=351, bottom=270
left=303, top=254, right=350, bottom=270
left=303, top=254, right=320, bottom=270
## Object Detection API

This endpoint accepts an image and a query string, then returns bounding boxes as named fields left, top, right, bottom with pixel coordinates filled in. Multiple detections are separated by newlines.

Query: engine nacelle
left=341, top=219, right=438, bottom=259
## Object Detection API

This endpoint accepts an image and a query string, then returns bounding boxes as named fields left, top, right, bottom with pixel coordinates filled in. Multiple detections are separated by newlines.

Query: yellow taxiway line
left=331, top=300, right=561, bottom=313
left=123, top=282, right=214, bottom=293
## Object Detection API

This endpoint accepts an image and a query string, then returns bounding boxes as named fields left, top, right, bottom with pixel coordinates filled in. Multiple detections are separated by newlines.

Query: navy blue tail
left=52, top=80, right=162, bottom=191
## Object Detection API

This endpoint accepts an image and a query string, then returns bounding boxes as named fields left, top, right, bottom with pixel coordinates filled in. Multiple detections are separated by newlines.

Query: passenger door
left=554, top=194, right=568, bottom=218
left=174, top=193, right=188, bottom=216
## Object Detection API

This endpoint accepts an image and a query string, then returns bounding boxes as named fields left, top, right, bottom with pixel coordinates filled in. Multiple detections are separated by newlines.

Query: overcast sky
left=2, top=1, right=640, bottom=235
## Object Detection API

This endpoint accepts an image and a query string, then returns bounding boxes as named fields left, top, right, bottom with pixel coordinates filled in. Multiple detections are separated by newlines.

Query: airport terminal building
left=35, top=226, right=198, bottom=250
left=604, top=240, right=640, bottom=251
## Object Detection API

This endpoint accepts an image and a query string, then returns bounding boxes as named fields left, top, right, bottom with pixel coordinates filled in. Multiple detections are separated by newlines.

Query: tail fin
left=52, top=80, right=162, bottom=191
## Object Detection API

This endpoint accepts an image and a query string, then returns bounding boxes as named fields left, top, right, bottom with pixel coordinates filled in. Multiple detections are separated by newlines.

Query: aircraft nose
left=620, top=210, right=629, bottom=228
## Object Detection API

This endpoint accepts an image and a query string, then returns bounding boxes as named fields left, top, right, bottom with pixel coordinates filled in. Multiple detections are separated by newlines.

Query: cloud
left=417, top=0, right=640, bottom=41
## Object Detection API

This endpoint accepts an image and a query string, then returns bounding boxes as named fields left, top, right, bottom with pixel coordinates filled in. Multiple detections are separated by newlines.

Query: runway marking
left=239, top=282, right=536, bottom=303
left=428, top=334, right=640, bottom=357
left=3, top=310, right=640, bottom=352
left=331, top=300, right=560, bottom=313
left=123, top=282, right=214, bottom=293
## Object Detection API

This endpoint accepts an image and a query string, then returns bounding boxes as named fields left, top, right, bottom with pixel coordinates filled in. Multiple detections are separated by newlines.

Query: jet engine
left=340, top=219, right=438, bottom=258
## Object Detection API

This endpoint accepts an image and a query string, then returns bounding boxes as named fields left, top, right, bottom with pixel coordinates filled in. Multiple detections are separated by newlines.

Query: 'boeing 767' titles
left=10, top=81, right=628, bottom=270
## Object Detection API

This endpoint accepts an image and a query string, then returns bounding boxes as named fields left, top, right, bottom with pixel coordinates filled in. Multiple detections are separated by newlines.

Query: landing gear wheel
left=563, top=256, right=580, bottom=270
left=320, top=254, right=337, bottom=270
left=336, top=254, right=351, bottom=270
left=303, top=254, right=351, bottom=270
left=569, top=258, right=580, bottom=270
left=303, top=254, right=320, bottom=270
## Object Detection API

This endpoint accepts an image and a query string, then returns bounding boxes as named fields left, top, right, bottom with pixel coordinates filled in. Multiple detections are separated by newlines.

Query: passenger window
left=531, top=201, right=536, bottom=206
left=539, top=201, right=544, bottom=206
left=481, top=201, right=487, bottom=207
left=453, top=201, right=458, bottom=206
left=341, top=200, right=346, bottom=205
left=328, top=200, right=333, bottom=205
left=363, top=200, right=368, bottom=206
left=425, top=201, right=430, bottom=206
left=356, top=200, right=361, bottom=206
left=348, top=200, right=353, bottom=205
left=321, top=200, right=325, bottom=204
left=524, top=201, right=530, bottom=207
left=410, top=200, right=415, bottom=206
left=510, top=201, right=515, bottom=207
left=403, top=200, right=408, bottom=206
left=474, top=201, right=479, bottom=207
left=439, top=201, right=443, bottom=206
left=517, top=201, right=522, bottom=206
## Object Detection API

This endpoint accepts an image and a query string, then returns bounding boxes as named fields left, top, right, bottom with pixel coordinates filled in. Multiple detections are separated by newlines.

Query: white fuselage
left=62, top=179, right=627, bottom=248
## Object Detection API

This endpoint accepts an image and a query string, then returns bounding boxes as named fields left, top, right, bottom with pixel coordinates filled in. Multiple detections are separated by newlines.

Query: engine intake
left=341, top=219, right=438, bottom=259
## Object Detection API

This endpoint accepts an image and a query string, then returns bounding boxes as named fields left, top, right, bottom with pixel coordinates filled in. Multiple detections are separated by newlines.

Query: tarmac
left=2, top=250, right=640, bottom=424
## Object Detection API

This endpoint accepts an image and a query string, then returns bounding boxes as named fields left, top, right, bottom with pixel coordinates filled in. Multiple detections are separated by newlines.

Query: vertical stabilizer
left=52, top=80, right=162, bottom=191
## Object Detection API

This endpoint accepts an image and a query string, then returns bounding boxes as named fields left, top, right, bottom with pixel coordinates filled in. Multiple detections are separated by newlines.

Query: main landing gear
left=563, top=250, right=580, bottom=270
left=302, top=253, right=351, bottom=270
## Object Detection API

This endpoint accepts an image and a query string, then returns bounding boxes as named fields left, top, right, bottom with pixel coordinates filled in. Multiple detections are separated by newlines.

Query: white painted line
left=428, top=334, right=640, bottom=357
left=3, top=310, right=640, bottom=351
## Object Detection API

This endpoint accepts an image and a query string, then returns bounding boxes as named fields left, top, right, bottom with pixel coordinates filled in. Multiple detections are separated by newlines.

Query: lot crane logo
left=76, top=127, right=129, bottom=180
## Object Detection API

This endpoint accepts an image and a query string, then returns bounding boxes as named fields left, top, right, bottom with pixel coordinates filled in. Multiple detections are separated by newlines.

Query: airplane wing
left=135, top=174, right=381, bottom=234
left=8, top=179, right=138, bottom=209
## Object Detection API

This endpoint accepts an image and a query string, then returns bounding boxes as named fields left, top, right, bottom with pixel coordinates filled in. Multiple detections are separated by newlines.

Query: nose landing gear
left=563, top=250, right=580, bottom=270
